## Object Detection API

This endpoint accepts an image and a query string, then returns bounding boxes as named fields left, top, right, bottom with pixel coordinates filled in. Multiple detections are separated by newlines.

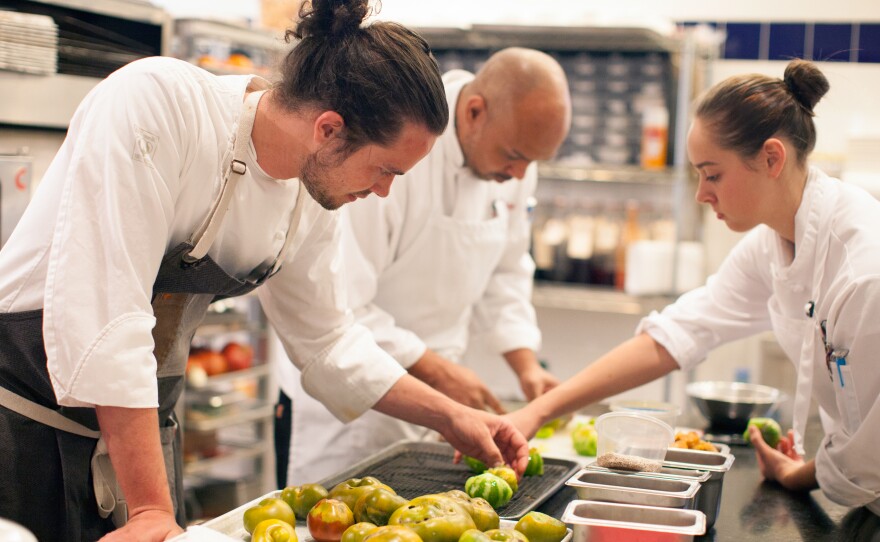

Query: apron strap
left=185, top=89, right=265, bottom=262
left=0, top=385, right=100, bottom=439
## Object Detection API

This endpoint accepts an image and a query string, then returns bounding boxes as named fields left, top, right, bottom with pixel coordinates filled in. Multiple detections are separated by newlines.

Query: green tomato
left=571, top=424, right=597, bottom=457
left=462, top=455, right=488, bottom=474
left=281, top=483, right=330, bottom=520
left=362, top=525, right=424, bottom=542
left=388, top=494, right=476, bottom=542
left=458, top=529, right=492, bottom=542
left=330, top=477, right=395, bottom=512
left=514, top=512, right=567, bottom=542
left=534, top=426, right=555, bottom=439
left=342, top=522, right=379, bottom=542
left=483, top=529, right=528, bottom=542
left=443, top=490, right=500, bottom=531
left=486, top=467, right=518, bottom=494
left=354, top=487, right=408, bottom=526
left=464, top=473, right=513, bottom=510
left=524, top=448, right=544, bottom=477
left=744, top=417, right=783, bottom=448
left=251, top=518, right=299, bottom=542
left=243, top=498, right=296, bottom=535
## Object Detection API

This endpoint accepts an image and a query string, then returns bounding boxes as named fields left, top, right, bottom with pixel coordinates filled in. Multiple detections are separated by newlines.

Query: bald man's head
left=456, top=48, right=572, bottom=182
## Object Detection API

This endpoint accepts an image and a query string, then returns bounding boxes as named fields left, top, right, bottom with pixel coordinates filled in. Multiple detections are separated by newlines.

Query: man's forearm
left=94, top=406, right=174, bottom=518
left=503, top=348, right=540, bottom=376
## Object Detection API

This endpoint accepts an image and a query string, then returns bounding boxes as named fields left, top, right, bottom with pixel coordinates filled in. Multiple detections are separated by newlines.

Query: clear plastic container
left=609, top=399, right=681, bottom=429
left=594, top=412, right=675, bottom=472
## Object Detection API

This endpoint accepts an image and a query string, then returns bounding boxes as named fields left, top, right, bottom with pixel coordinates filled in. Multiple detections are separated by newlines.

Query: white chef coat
left=0, top=57, right=403, bottom=421
left=638, top=167, right=880, bottom=513
left=278, top=69, right=542, bottom=485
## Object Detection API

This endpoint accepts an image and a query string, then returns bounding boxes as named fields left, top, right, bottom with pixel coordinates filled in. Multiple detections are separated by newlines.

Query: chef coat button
left=804, top=301, right=815, bottom=318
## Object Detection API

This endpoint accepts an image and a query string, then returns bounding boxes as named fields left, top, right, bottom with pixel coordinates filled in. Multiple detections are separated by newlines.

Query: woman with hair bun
left=0, top=1, right=529, bottom=541
left=509, top=59, right=880, bottom=514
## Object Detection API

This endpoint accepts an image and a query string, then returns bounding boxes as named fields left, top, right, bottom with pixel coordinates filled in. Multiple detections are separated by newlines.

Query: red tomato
left=200, top=351, right=228, bottom=376
left=309, top=498, right=356, bottom=542
left=222, top=342, right=254, bottom=371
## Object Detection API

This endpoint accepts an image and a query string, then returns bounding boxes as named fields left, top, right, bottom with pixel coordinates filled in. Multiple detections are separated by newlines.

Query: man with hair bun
left=508, top=59, right=880, bottom=516
left=0, top=1, right=528, bottom=540
left=277, top=47, right=572, bottom=486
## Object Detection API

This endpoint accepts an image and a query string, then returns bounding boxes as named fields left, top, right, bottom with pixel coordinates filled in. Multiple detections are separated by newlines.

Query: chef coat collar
left=441, top=69, right=474, bottom=172
left=773, top=167, right=825, bottom=282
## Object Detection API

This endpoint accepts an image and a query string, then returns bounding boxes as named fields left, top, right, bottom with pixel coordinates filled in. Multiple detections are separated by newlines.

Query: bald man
left=275, top=48, right=572, bottom=485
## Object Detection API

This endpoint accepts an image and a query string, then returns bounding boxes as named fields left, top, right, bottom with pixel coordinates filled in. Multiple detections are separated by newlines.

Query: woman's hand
left=749, top=427, right=818, bottom=491
left=504, top=403, right=545, bottom=442
left=97, top=509, right=183, bottom=542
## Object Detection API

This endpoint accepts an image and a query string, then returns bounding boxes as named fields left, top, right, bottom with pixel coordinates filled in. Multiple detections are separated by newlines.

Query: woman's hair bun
left=783, top=59, right=830, bottom=114
left=288, top=0, right=370, bottom=42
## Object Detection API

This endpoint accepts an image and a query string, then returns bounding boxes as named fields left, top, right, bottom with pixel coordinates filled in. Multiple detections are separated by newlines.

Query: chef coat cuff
left=389, top=334, right=428, bottom=370
left=636, top=311, right=700, bottom=371
left=299, top=324, right=406, bottom=423
left=816, top=438, right=880, bottom=509
left=484, top=324, right=542, bottom=357
left=51, top=313, right=160, bottom=408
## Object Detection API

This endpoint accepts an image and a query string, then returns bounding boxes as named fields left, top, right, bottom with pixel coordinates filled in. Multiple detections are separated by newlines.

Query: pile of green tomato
left=241, top=449, right=564, bottom=542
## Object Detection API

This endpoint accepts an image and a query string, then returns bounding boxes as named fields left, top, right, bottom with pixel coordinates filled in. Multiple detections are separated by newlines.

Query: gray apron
left=0, top=89, right=305, bottom=542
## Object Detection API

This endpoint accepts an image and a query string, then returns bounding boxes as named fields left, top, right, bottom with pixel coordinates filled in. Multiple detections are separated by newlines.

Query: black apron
left=0, top=89, right=305, bottom=541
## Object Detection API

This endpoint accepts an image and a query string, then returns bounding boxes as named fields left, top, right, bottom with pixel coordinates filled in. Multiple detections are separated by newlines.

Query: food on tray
left=482, top=528, right=528, bottom=542
left=363, top=525, right=425, bottom=542
left=743, top=417, right=783, bottom=448
left=354, top=487, right=408, bottom=526
left=523, top=448, right=544, bottom=477
left=459, top=528, right=493, bottom=542
left=596, top=452, right=661, bottom=472
left=388, top=494, right=476, bottom=542
left=534, top=415, right=571, bottom=439
left=308, top=498, right=356, bottom=542
left=486, top=466, right=518, bottom=494
left=464, top=473, right=513, bottom=509
left=281, top=482, right=330, bottom=520
left=443, top=490, right=499, bottom=531
left=514, top=512, right=567, bottom=542
left=243, top=497, right=296, bottom=534
left=330, top=477, right=395, bottom=512
left=251, top=518, right=298, bottom=542
left=672, top=431, right=718, bottom=452
left=462, top=455, right=488, bottom=474
left=342, top=522, right=380, bottom=542
left=571, top=423, right=598, bottom=457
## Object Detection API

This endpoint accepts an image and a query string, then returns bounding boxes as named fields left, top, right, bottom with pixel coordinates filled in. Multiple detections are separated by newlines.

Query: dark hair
left=695, top=59, right=830, bottom=165
left=277, top=0, right=448, bottom=156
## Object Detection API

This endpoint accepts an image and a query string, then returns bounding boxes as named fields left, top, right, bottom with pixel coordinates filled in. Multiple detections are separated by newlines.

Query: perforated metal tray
left=317, top=440, right=582, bottom=520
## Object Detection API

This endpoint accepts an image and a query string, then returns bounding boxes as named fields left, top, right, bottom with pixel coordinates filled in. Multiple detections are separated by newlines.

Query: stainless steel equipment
left=685, top=381, right=781, bottom=433
left=562, top=499, right=706, bottom=542
left=565, top=469, right=700, bottom=509
left=663, top=447, right=735, bottom=529
left=0, top=153, right=32, bottom=248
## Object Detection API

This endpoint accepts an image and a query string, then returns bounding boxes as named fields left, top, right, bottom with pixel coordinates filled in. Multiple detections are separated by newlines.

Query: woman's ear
left=763, top=138, right=787, bottom=178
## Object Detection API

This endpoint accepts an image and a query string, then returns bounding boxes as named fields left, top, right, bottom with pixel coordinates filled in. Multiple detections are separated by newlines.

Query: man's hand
left=443, top=407, right=530, bottom=477
left=98, top=510, right=183, bottom=542
left=749, top=426, right=817, bottom=491
left=516, top=365, right=560, bottom=401
left=409, top=350, right=505, bottom=413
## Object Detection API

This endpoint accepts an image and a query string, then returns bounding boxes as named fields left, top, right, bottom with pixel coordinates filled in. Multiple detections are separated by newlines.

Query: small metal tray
left=317, top=440, right=582, bottom=520
left=562, top=500, right=705, bottom=542
left=565, top=470, right=700, bottom=509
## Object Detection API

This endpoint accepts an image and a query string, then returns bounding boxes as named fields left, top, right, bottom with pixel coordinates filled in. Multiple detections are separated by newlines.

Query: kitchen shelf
left=538, top=163, right=681, bottom=185
left=532, top=282, right=674, bottom=315
left=184, top=442, right=271, bottom=477
left=190, top=363, right=270, bottom=387
left=185, top=403, right=275, bottom=433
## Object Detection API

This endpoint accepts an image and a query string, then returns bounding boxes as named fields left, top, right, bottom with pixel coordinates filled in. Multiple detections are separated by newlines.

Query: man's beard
left=299, top=149, right=343, bottom=211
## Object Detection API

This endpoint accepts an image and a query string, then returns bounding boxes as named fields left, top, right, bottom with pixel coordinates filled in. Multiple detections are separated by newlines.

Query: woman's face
left=687, top=117, right=768, bottom=233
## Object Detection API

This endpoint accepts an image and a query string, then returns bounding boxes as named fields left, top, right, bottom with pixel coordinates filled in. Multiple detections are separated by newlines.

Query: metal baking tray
left=561, top=500, right=706, bottom=542
left=317, top=440, right=582, bottom=520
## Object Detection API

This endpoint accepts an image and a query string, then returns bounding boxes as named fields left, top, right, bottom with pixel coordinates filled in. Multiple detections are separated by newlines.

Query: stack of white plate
left=0, top=10, right=58, bottom=75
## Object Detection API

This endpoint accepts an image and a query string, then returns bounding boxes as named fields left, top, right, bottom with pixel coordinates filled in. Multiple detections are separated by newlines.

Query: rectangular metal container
left=582, top=464, right=711, bottom=484
left=317, top=440, right=582, bottom=519
left=662, top=448, right=735, bottom=529
left=565, top=469, right=700, bottom=509
left=561, top=499, right=706, bottom=542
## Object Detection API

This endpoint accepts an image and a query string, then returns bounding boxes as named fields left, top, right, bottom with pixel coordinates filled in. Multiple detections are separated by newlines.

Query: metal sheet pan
left=317, top=440, right=582, bottom=520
